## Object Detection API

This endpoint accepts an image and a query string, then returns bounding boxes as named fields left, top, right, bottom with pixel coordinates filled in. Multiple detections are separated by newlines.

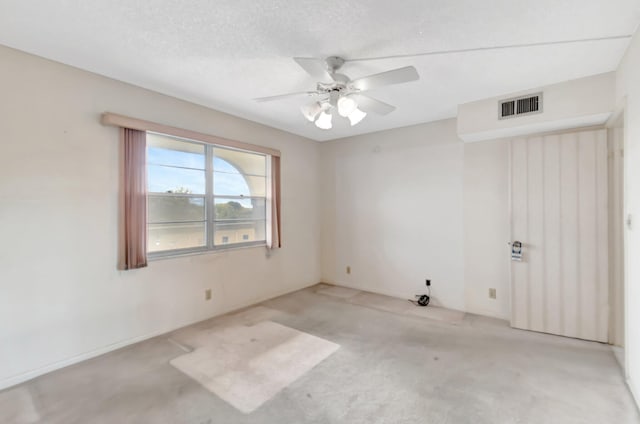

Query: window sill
left=147, top=242, right=268, bottom=262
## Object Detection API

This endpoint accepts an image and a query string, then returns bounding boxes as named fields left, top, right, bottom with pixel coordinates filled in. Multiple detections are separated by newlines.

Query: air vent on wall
left=499, top=92, right=542, bottom=119
left=501, top=100, right=516, bottom=118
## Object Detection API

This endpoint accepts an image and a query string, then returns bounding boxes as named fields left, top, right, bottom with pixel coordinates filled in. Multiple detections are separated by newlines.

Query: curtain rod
left=101, top=112, right=281, bottom=157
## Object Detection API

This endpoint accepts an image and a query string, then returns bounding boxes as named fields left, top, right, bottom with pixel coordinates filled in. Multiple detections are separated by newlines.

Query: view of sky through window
left=147, top=146, right=252, bottom=195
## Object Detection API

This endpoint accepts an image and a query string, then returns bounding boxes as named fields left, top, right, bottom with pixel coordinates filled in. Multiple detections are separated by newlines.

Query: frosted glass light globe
left=337, top=96, right=357, bottom=117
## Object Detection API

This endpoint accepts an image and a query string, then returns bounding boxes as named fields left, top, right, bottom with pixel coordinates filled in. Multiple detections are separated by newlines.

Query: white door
left=510, top=128, right=608, bottom=342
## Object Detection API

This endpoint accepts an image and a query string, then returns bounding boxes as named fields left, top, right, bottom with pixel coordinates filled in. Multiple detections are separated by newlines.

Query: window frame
left=147, top=132, right=269, bottom=259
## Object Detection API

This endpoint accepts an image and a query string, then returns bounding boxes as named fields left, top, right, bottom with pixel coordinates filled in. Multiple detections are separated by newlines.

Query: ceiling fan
left=253, top=34, right=632, bottom=130
left=254, top=56, right=419, bottom=130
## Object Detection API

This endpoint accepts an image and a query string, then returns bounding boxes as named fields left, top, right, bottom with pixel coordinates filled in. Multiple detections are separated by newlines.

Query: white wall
left=463, top=139, right=510, bottom=319
left=458, top=72, right=615, bottom=142
left=320, top=120, right=510, bottom=317
left=320, top=119, right=465, bottom=309
left=615, top=27, right=640, bottom=407
left=0, top=45, right=321, bottom=389
left=321, top=118, right=511, bottom=315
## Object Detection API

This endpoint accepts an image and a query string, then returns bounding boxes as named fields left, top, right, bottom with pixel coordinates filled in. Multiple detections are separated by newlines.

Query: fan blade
left=253, top=91, right=316, bottom=102
left=350, top=66, right=419, bottom=92
left=351, top=94, right=396, bottom=115
left=293, top=57, right=333, bottom=81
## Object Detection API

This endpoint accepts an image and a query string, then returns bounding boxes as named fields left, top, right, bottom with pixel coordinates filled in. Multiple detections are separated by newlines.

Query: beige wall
left=615, top=26, right=640, bottom=408
left=0, top=45, right=321, bottom=389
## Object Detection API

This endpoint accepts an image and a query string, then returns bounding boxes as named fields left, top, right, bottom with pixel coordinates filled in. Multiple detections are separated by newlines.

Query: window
left=146, top=132, right=268, bottom=255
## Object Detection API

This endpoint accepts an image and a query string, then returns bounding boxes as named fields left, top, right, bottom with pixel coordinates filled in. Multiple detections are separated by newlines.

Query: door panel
left=560, top=134, right=579, bottom=338
left=543, top=135, right=562, bottom=336
left=510, top=129, right=608, bottom=342
left=528, top=136, right=545, bottom=333
left=510, top=138, right=529, bottom=330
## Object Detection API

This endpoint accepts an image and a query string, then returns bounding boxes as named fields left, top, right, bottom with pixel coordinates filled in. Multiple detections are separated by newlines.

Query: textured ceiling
left=1, top=0, right=639, bottom=141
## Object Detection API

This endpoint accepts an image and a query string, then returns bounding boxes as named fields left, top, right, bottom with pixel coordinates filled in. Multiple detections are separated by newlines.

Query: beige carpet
left=0, top=386, right=40, bottom=424
left=405, top=303, right=466, bottom=323
left=348, top=291, right=412, bottom=314
left=170, top=306, right=285, bottom=350
left=170, top=320, right=339, bottom=414
left=316, top=285, right=360, bottom=299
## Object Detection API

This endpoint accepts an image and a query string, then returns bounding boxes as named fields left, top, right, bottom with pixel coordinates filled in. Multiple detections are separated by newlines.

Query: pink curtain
left=122, top=128, right=148, bottom=269
left=270, top=155, right=282, bottom=248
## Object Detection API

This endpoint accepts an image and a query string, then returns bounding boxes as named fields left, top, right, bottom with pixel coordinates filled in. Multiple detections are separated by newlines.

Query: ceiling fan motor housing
left=325, top=56, right=345, bottom=72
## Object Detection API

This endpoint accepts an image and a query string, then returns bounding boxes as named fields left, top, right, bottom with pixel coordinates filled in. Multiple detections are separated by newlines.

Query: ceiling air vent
left=501, top=100, right=516, bottom=118
left=499, top=92, right=542, bottom=119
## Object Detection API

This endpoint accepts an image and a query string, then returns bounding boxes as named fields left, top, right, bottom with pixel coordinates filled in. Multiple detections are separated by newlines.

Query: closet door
left=510, top=129, right=608, bottom=342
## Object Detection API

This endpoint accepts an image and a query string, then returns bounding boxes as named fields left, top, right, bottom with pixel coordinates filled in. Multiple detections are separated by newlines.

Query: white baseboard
left=0, top=281, right=318, bottom=391
left=628, top=376, right=640, bottom=413
left=326, top=280, right=467, bottom=315
left=0, top=327, right=182, bottom=391
left=324, top=280, right=512, bottom=322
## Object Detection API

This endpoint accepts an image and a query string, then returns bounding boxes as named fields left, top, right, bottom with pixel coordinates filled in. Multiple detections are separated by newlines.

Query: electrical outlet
left=489, top=288, right=496, bottom=299
left=425, top=279, right=431, bottom=287
left=346, top=266, right=351, bottom=275
left=205, top=289, right=212, bottom=301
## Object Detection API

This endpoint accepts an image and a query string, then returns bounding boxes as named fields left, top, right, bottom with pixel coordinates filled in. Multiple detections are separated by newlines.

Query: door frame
left=606, top=100, right=627, bottom=378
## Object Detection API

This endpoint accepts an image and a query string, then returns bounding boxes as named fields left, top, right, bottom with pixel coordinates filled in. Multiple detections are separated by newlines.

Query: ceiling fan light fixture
left=300, top=102, right=323, bottom=122
left=337, top=95, right=357, bottom=117
left=348, top=108, right=367, bottom=126
left=315, top=110, right=333, bottom=130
